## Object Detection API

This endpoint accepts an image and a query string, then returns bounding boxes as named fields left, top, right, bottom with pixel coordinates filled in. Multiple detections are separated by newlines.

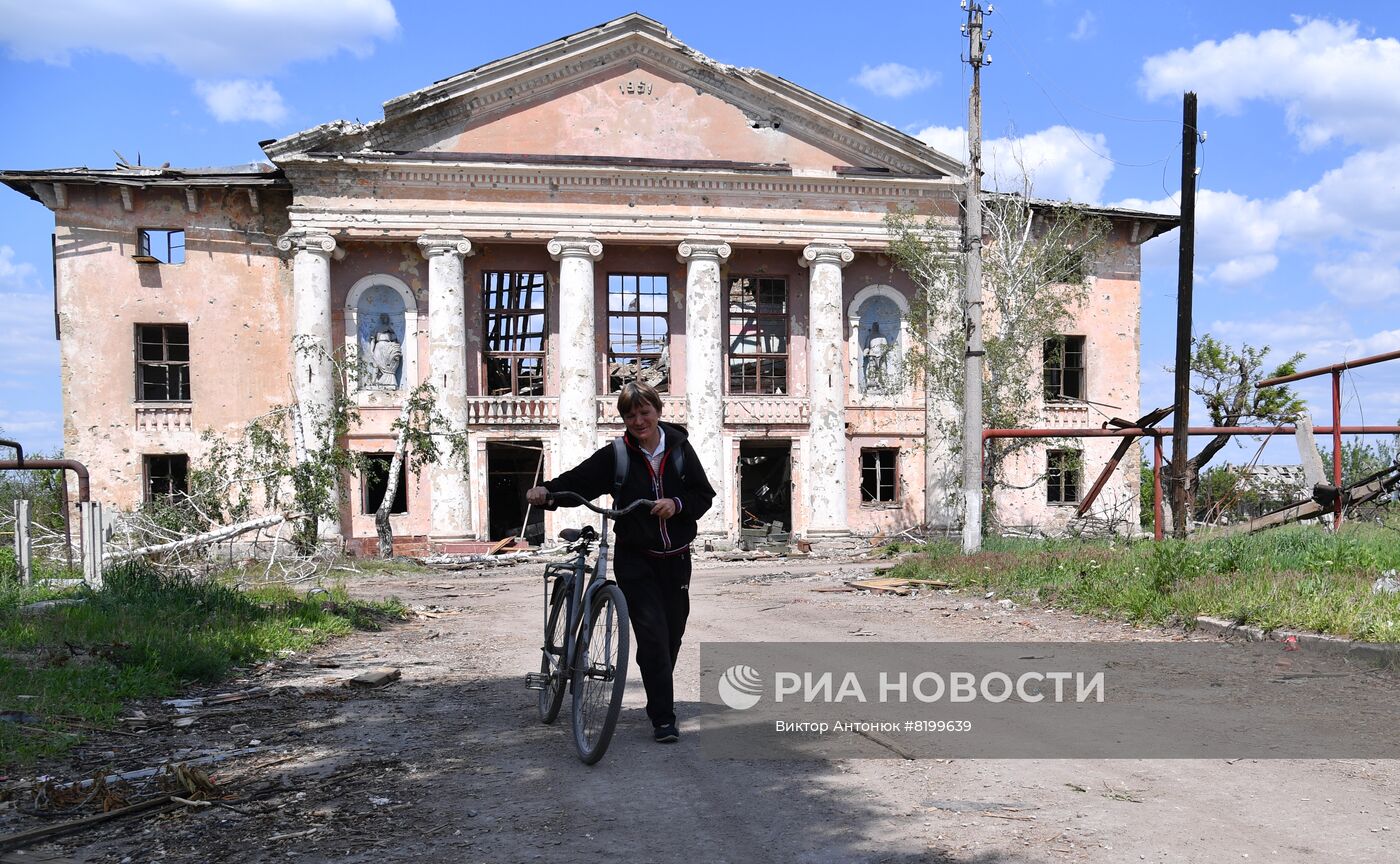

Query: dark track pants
left=613, top=545, right=691, bottom=728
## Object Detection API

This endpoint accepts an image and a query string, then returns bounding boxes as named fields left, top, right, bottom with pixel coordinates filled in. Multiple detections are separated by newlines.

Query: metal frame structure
left=1257, top=348, right=1400, bottom=528
left=984, top=424, right=1400, bottom=541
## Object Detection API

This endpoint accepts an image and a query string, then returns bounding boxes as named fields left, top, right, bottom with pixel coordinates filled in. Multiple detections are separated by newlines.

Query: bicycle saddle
left=559, top=525, right=598, bottom=543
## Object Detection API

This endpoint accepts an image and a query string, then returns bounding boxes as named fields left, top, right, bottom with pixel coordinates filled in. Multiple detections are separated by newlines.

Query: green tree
left=147, top=343, right=467, bottom=559
left=887, top=191, right=1110, bottom=534
left=1166, top=335, right=1306, bottom=531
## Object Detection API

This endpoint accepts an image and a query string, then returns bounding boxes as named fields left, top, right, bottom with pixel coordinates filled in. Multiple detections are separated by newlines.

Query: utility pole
left=1170, top=92, right=1199, bottom=539
left=961, top=1, right=990, bottom=554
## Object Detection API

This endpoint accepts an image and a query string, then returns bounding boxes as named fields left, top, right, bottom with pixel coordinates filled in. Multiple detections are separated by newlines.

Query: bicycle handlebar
left=545, top=491, right=656, bottom=519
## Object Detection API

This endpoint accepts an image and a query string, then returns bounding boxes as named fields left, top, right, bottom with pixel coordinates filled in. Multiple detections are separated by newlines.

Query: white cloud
left=1070, top=12, right=1097, bottom=42
left=917, top=124, right=1114, bottom=202
left=0, top=0, right=398, bottom=77
left=0, top=244, right=40, bottom=292
left=0, top=409, right=60, bottom=441
left=1140, top=18, right=1400, bottom=150
left=195, top=79, right=288, bottom=124
left=1313, top=252, right=1400, bottom=305
left=0, top=246, right=60, bottom=381
left=853, top=63, right=938, bottom=99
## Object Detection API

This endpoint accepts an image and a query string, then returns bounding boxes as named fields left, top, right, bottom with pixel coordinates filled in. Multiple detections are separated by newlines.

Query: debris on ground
left=846, top=577, right=913, bottom=595
left=738, top=520, right=790, bottom=553
left=1373, top=570, right=1399, bottom=595
left=347, top=668, right=401, bottom=689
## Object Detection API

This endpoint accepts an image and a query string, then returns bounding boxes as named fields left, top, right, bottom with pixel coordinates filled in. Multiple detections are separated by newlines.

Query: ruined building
left=1, top=15, right=1175, bottom=550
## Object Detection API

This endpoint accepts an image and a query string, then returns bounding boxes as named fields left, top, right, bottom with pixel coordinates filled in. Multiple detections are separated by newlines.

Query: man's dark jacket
left=542, top=421, right=715, bottom=553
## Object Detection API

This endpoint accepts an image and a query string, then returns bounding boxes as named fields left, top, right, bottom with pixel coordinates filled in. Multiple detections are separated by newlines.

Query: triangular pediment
left=265, top=14, right=963, bottom=179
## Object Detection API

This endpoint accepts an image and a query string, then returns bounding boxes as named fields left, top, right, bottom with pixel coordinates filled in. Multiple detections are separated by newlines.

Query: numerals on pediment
left=618, top=79, right=654, bottom=96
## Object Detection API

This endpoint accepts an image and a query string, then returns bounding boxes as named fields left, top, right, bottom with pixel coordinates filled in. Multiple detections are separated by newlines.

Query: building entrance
left=738, top=440, right=791, bottom=545
left=486, top=441, right=545, bottom=545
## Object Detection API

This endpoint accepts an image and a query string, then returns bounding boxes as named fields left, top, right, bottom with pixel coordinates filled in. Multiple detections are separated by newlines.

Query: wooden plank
left=487, top=537, right=515, bottom=556
left=846, top=578, right=913, bottom=595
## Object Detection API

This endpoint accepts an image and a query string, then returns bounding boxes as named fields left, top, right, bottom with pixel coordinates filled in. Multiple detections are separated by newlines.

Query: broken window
left=728, top=276, right=788, bottom=394
left=136, top=324, right=191, bottom=401
left=483, top=271, right=547, bottom=396
left=1046, top=449, right=1081, bottom=504
left=361, top=454, right=408, bottom=515
left=607, top=274, right=670, bottom=392
left=860, top=448, right=898, bottom=503
left=144, top=454, right=189, bottom=502
left=135, top=229, right=185, bottom=265
left=1043, top=335, right=1086, bottom=401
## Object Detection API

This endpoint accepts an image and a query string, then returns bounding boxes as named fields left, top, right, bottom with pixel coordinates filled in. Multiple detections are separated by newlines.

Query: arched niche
left=847, top=284, right=910, bottom=399
left=345, top=274, right=419, bottom=398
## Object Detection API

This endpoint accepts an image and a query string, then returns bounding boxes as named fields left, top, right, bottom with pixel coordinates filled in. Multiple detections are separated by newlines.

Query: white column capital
left=677, top=238, right=732, bottom=264
left=800, top=240, right=855, bottom=269
left=548, top=234, right=603, bottom=261
left=417, top=233, right=474, bottom=259
left=276, top=229, right=336, bottom=256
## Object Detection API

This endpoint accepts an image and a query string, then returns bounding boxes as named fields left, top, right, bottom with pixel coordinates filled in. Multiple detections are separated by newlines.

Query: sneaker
left=653, top=723, right=680, bottom=743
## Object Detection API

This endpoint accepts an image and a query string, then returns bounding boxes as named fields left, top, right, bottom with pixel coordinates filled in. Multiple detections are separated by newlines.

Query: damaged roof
left=260, top=12, right=967, bottom=179
left=0, top=162, right=287, bottom=204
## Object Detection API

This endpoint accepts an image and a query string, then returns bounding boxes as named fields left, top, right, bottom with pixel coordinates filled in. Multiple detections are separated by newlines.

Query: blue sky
left=2, top=1, right=1398, bottom=465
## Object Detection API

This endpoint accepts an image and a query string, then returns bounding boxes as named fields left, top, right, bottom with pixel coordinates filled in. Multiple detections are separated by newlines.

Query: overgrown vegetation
left=891, top=522, right=1400, bottom=641
left=0, top=560, right=408, bottom=769
left=886, top=190, right=1110, bottom=531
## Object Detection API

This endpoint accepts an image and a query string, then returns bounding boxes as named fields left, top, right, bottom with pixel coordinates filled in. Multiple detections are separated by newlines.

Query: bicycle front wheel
left=538, top=578, right=568, bottom=724
left=571, top=582, right=630, bottom=765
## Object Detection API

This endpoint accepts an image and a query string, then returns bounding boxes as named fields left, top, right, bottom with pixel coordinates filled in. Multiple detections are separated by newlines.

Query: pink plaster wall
left=331, top=242, right=432, bottom=540
left=421, top=65, right=853, bottom=171
left=991, top=234, right=1144, bottom=533
left=53, top=184, right=291, bottom=511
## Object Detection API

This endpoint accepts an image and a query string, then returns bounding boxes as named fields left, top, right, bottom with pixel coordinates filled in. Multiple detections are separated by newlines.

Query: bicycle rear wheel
left=571, top=582, right=630, bottom=764
left=537, top=578, right=568, bottom=724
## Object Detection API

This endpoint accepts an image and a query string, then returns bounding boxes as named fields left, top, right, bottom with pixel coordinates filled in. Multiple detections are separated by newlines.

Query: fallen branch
left=0, top=794, right=180, bottom=852
left=105, top=512, right=299, bottom=564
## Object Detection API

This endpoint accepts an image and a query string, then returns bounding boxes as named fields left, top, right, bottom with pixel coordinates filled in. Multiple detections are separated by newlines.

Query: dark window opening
left=483, top=271, right=547, bottom=396
left=135, top=229, right=185, bottom=265
left=136, top=324, right=191, bottom=401
left=607, top=274, right=670, bottom=392
left=860, top=448, right=898, bottom=503
left=144, top=454, right=189, bottom=502
left=1047, top=449, right=1081, bottom=504
left=487, top=440, right=546, bottom=545
left=361, top=454, right=408, bottom=515
left=728, top=276, right=789, bottom=394
left=1043, top=335, right=1086, bottom=401
left=738, top=440, right=791, bottom=547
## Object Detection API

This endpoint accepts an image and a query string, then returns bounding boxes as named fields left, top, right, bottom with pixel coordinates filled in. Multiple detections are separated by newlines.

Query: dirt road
left=9, top=554, right=1398, bottom=863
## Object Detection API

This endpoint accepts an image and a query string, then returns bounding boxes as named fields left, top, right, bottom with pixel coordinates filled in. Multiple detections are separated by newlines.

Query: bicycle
left=524, top=491, right=653, bottom=764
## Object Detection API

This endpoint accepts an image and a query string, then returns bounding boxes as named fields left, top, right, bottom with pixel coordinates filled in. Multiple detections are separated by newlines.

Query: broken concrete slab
left=347, top=668, right=402, bottom=688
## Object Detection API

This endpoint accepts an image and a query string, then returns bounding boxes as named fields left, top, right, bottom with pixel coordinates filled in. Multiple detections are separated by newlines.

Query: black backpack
left=612, top=436, right=686, bottom=504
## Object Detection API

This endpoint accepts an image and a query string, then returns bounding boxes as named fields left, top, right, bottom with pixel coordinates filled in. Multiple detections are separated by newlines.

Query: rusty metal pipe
left=1333, top=371, right=1344, bottom=529
left=1152, top=434, right=1164, bottom=541
left=1257, top=348, right=1400, bottom=388
left=0, top=459, right=90, bottom=503
left=0, top=439, right=22, bottom=465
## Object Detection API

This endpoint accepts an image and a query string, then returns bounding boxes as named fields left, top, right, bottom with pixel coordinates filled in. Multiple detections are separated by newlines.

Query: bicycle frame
left=542, top=518, right=617, bottom=691
left=539, top=495, right=651, bottom=690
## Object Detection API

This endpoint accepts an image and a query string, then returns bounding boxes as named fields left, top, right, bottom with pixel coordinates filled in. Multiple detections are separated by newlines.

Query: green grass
left=0, top=560, right=407, bottom=771
left=890, top=523, right=1400, bottom=642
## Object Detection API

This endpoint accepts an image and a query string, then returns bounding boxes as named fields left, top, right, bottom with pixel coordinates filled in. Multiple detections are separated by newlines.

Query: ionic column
left=801, top=240, right=855, bottom=537
left=548, top=235, right=603, bottom=532
left=276, top=229, right=340, bottom=541
left=417, top=232, right=475, bottom=541
left=677, top=238, right=731, bottom=538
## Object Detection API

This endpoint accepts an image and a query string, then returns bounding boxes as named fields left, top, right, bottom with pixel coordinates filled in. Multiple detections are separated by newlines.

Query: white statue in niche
left=369, top=314, right=403, bottom=389
left=862, top=321, right=898, bottom=394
